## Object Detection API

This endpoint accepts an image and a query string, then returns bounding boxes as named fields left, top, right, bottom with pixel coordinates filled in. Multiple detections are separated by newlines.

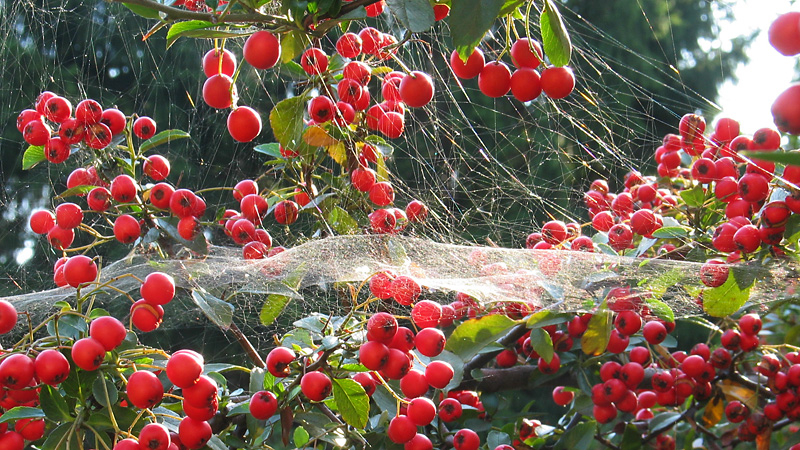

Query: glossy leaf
left=166, top=20, right=214, bottom=47
left=703, top=272, right=751, bottom=317
left=0, top=406, right=45, bottom=423
left=40, top=385, right=72, bottom=422
left=445, top=314, right=517, bottom=361
left=527, top=310, right=571, bottom=329
left=139, top=129, right=190, bottom=153
left=740, top=150, right=800, bottom=166
left=41, top=422, right=80, bottom=450
left=254, top=143, right=284, bottom=159
left=327, top=206, right=358, bottom=234
left=294, top=426, right=310, bottom=447
left=270, top=96, right=315, bottom=157
left=22, top=145, right=46, bottom=170
left=554, top=420, right=595, bottom=450
left=540, top=0, right=571, bottom=66
left=332, top=378, right=369, bottom=429
left=529, top=327, right=554, bottom=363
left=651, top=226, right=690, bottom=239
left=123, top=3, right=162, bottom=19
left=260, top=294, right=291, bottom=326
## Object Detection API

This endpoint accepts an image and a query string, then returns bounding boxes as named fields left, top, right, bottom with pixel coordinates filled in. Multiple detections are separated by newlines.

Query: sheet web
left=0, top=1, right=786, bottom=358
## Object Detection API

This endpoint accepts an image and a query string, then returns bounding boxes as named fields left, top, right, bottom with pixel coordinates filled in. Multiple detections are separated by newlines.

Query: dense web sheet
left=0, top=1, right=768, bottom=356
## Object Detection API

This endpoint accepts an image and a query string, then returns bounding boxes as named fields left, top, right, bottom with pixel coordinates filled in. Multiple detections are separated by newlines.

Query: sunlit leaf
left=580, top=301, right=611, bottom=355
left=540, top=0, right=571, bottom=66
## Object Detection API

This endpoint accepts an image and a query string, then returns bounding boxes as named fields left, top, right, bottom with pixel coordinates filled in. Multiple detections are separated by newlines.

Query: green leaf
left=294, top=426, right=310, bottom=447
left=651, top=226, right=690, bottom=239
left=41, top=422, right=80, bottom=450
left=92, top=375, right=118, bottom=408
left=260, top=294, right=291, bottom=326
left=332, top=378, right=369, bottom=429
left=270, top=96, right=315, bottom=157
left=155, top=217, right=209, bottom=255
left=643, top=267, right=685, bottom=299
left=620, top=423, right=644, bottom=450
left=386, top=0, right=435, bottom=33
left=56, top=185, right=97, bottom=199
left=254, top=143, right=284, bottom=159
left=327, top=206, right=359, bottom=234
left=40, top=385, right=73, bottom=422
left=540, top=0, right=572, bottom=66
left=580, top=301, right=611, bottom=355
left=166, top=20, right=215, bottom=48
left=140, top=129, right=190, bottom=153
left=281, top=31, right=308, bottom=64
left=741, top=150, right=800, bottom=166
left=645, top=298, right=675, bottom=323
left=498, top=0, right=525, bottom=16
left=123, top=3, right=162, bottom=19
left=46, top=314, right=87, bottom=340
left=279, top=61, right=310, bottom=80
left=703, top=271, right=752, bottom=317
left=0, top=406, right=45, bottom=423
left=445, top=314, right=517, bottom=361
left=649, top=411, right=681, bottom=433
left=528, top=327, right=554, bottom=364
left=526, top=310, right=571, bottom=329
left=679, top=185, right=705, bottom=207
left=191, top=289, right=235, bottom=330
left=449, top=0, right=505, bottom=60
left=487, top=430, right=512, bottom=448
left=22, top=145, right=46, bottom=170
left=554, top=420, right=596, bottom=450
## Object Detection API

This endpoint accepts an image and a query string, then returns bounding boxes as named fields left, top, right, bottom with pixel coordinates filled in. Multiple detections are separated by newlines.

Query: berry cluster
left=451, top=39, right=576, bottom=102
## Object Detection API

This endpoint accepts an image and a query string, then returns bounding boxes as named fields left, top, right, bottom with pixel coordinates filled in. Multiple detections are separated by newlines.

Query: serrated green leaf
left=386, top=0, right=435, bottom=33
left=191, top=289, right=235, bottom=330
left=529, top=327, right=554, bottom=363
left=40, top=385, right=72, bottom=422
left=260, top=294, right=291, bottom=326
left=332, top=378, right=369, bottom=428
left=22, top=145, right=46, bottom=170
left=703, top=271, right=751, bottom=317
left=580, top=301, right=611, bottom=355
left=140, top=129, right=190, bottom=153
left=123, top=2, right=162, bottom=19
left=445, top=314, right=517, bottom=361
left=540, top=0, right=571, bottom=66
left=0, top=406, right=45, bottom=423
left=449, top=0, right=505, bottom=60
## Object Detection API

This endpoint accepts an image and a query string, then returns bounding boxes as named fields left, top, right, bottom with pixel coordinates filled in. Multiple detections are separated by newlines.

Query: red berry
left=144, top=154, right=171, bottom=180
left=478, top=61, right=512, bottom=98
left=510, top=38, right=543, bottom=69
left=29, top=209, right=55, bottom=234
left=453, top=428, right=480, bottom=450
left=769, top=12, right=800, bottom=56
left=300, top=47, right=328, bottom=75
left=244, top=31, right=280, bottom=70
left=266, top=347, right=295, bottom=377
left=34, top=349, right=69, bottom=386
left=133, top=116, right=157, bottom=139
left=139, top=423, right=171, bottom=450
left=63, top=255, right=98, bottom=288
left=300, top=371, right=332, bottom=401
left=450, top=49, right=485, bottom=79
left=227, top=106, right=262, bottom=142
left=71, top=337, right=106, bottom=371
left=249, top=390, right=278, bottom=420
left=399, top=71, right=434, bottom=108
left=202, top=48, right=236, bottom=77
left=541, top=66, right=575, bottom=99
left=127, top=370, right=165, bottom=409
left=642, top=321, right=667, bottom=345
left=89, top=316, right=127, bottom=351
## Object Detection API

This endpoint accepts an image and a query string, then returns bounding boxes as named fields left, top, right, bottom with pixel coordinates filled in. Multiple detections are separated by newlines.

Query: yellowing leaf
left=304, top=126, right=339, bottom=147
left=702, top=395, right=724, bottom=427
left=327, top=143, right=347, bottom=165
left=580, top=301, right=611, bottom=356
left=719, top=379, right=758, bottom=411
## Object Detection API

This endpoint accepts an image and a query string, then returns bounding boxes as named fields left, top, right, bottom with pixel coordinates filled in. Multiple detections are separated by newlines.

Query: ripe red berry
left=141, top=272, right=176, bottom=306
left=510, top=38, right=543, bottom=69
left=769, top=12, right=800, bottom=56
left=101, top=108, right=126, bottom=135
left=450, top=48, right=485, bottom=79
left=139, top=423, right=171, bottom=450
left=391, top=276, right=420, bottom=305
left=89, top=316, right=127, bottom=351
left=266, top=347, right=295, bottom=377
left=300, top=371, right=332, bottom=401
left=71, top=337, right=106, bottom=371
left=739, top=313, right=762, bottom=336
left=144, top=154, right=171, bottom=180
left=399, top=71, right=434, bottom=108
left=244, top=31, right=280, bottom=70
left=114, top=214, right=141, bottom=244
left=133, top=116, right=157, bottom=139
left=44, top=96, right=72, bottom=123
left=34, top=349, right=70, bottom=386
left=227, top=106, right=262, bottom=142
left=641, top=320, right=667, bottom=345
left=29, top=209, right=56, bottom=234
left=415, top=328, right=446, bottom=357
left=478, top=61, right=512, bottom=98
left=202, top=48, right=236, bottom=77
left=131, top=299, right=164, bottom=332
left=167, top=350, right=203, bottom=388
left=425, top=360, right=454, bottom=389
left=336, top=32, right=362, bottom=58
left=407, top=397, right=436, bottom=426
left=387, top=415, right=416, bottom=444
left=75, top=99, right=103, bottom=125
left=63, top=255, right=98, bottom=288
left=300, top=47, right=328, bottom=75
left=453, top=428, right=480, bottom=450
left=249, top=390, right=278, bottom=420
left=541, top=66, right=575, bottom=99
left=411, top=300, right=442, bottom=329
left=55, top=202, right=83, bottom=229
left=111, top=174, right=138, bottom=203
left=274, top=200, right=299, bottom=225
left=127, top=370, right=165, bottom=409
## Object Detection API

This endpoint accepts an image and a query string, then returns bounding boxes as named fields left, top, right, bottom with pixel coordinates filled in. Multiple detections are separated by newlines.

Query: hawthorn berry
left=478, top=61, right=512, bottom=98
left=89, top=316, right=127, bottom=351
left=133, top=116, right=157, bottom=139
left=71, top=337, right=106, bottom=371
left=249, top=390, right=278, bottom=420
left=266, top=346, right=295, bottom=377
left=127, top=370, right=165, bottom=409
left=300, top=371, right=332, bottom=401
left=202, top=48, right=236, bottom=77
left=227, top=106, right=262, bottom=142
